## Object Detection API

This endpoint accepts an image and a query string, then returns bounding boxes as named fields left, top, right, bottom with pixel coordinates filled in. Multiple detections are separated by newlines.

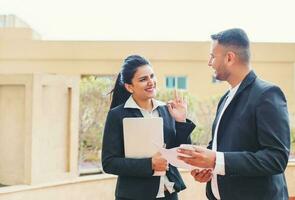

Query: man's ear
left=124, top=83, right=133, bottom=93
left=226, top=51, right=236, bottom=65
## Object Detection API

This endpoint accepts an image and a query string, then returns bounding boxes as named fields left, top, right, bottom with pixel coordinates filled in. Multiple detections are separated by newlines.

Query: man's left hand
left=177, top=146, right=216, bottom=169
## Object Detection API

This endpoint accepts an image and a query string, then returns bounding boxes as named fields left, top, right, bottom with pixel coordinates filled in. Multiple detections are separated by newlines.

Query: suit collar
left=124, top=104, right=167, bottom=118
left=156, top=106, right=167, bottom=118
left=124, top=95, right=165, bottom=111
left=233, top=70, right=257, bottom=98
left=123, top=96, right=166, bottom=118
left=218, top=71, right=256, bottom=104
left=126, top=108, right=143, bottom=117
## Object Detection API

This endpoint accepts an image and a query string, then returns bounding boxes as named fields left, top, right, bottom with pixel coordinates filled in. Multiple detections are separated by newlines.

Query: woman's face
left=125, top=64, right=157, bottom=101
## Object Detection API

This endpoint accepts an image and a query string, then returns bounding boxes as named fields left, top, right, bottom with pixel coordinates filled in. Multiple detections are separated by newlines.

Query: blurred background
left=0, top=0, right=294, bottom=199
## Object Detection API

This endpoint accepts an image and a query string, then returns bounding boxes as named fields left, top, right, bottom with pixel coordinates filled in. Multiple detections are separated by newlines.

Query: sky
left=0, top=0, right=295, bottom=42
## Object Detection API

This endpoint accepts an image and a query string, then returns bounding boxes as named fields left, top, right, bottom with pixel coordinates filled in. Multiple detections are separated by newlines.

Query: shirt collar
left=124, top=95, right=166, bottom=111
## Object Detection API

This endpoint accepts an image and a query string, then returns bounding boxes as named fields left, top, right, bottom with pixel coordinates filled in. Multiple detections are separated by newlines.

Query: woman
left=102, top=55, right=195, bottom=200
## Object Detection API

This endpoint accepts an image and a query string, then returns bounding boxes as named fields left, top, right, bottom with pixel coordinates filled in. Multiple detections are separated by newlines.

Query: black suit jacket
left=206, top=71, right=290, bottom=200
left=102, top=104, right=196, bottom=200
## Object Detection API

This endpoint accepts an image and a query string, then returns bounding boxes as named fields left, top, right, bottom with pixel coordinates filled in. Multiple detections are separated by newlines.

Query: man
left=178, top=28, right=290, bottom=200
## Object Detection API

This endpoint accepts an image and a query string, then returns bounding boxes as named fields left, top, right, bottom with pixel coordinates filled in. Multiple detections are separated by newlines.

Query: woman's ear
left=124, top=83, right=133, bottom=93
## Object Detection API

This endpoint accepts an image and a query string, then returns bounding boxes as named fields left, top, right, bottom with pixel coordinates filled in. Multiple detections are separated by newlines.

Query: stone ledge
left=0, top=174, right=116, bottom=194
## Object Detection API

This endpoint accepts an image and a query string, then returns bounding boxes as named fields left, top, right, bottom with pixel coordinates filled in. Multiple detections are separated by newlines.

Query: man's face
left=208, top=41, right=230, bottom=81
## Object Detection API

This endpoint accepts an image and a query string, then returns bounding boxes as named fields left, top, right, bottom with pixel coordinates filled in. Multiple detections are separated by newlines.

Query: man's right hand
left=152, top=152, right=168, bottom=171
left=191, top=169, right=213, bottom=183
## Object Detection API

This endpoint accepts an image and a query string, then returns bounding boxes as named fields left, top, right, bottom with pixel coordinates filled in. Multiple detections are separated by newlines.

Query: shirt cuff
left=213, top=151, right=225, bottom=175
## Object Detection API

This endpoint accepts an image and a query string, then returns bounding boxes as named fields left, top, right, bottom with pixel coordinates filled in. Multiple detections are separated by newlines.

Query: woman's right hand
left=152, top=152, right=168, bottom=171
left=167, top=89, right=187, bottom=122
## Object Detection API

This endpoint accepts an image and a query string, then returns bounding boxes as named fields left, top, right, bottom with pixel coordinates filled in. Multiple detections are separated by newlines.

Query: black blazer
left=102, top=104, right=196, bottom=200
left=206, top=71, right=290, bottom=200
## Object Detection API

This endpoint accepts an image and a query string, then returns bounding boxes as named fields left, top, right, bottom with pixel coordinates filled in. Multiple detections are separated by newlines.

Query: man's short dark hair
left=211, top=28, right=250, bottom=64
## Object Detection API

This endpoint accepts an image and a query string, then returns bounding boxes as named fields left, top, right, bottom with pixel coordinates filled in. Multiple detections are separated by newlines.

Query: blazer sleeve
left=207, top=140, right=213, bottom=150
left=224, top=86, right=290, bottom=176
left=174, top=119, right=196, bottom=145
left=101, top=109, right=154, bottom=177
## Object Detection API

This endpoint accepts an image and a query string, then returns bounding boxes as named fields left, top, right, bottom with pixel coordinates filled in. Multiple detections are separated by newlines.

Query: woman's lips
left=145, top=87, right=155, bottom=92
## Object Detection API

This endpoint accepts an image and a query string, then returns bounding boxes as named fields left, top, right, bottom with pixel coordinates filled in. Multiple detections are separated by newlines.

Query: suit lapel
left=157, top=106, right=166, bottom=118
left=212, top=92, right=229, bottom=138
left=231, top=70, right=257, bottom=101
left=213, top=70, right=257, bottom=143
left=157, top=106, right=172, bottom=145
left=125, top=108, right=143, bottom=118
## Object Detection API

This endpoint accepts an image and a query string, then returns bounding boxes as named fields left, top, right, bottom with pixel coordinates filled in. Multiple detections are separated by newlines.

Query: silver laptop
left=123, top=117, right=164, bottom=158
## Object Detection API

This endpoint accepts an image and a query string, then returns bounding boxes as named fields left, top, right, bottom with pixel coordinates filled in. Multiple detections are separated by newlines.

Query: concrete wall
left=0, top=165, right=294, bottom=200
left=1, top=29, right=295, bottom=114
left=0, top=74, right=80, bottom=186
left=0, top=83, right=26, bottom=185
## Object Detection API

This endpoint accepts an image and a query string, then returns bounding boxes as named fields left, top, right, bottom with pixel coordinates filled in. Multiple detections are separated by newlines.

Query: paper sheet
left=159, top=147, right=201, bottom=170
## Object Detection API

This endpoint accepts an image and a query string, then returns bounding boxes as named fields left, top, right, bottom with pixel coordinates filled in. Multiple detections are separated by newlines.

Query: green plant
left=156, top=90, right=220, bottom=145
left=79, top=75, right=114, bottom=163
left=291, top=127, right=295, bottom=143
left=290, top=126, right=295, bottom=159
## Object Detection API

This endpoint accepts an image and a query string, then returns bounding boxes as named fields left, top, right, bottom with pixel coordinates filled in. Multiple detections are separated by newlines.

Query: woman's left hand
left=167, top=89, right=187, bottom=122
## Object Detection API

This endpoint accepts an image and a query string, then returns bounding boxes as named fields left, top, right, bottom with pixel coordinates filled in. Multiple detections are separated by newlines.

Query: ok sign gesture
left=167, top=89, right=187, bottom=122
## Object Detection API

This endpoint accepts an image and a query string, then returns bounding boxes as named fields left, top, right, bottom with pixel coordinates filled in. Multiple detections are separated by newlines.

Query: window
left=165, top=76, right=187, bottom=90
left=79, top=75, right=115, bottom=175
left=165, top=76, right=175, bottom=89
left=177, top=76, right=187, bottom=89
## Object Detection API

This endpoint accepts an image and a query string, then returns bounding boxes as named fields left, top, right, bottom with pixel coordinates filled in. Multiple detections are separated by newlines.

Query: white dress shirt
left=124, top=96, right=175, bottom=198
left=211, top=83, right=241, bottom=199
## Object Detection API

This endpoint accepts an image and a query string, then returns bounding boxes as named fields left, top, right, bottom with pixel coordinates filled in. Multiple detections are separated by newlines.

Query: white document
left=159, top=147, right=201, bottom=170
left=123, top=117, right=164, bottom=158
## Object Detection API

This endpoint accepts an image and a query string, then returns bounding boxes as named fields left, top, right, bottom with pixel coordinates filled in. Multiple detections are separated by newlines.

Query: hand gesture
left=177, top=146, right=216, bottom=169
left=167, top=89, right=187, bottom=122
left=191, top=169, right=213, bottom=183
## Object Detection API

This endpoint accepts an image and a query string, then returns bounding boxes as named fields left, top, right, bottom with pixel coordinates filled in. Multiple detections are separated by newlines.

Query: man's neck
left=227, top=68, right=250, bottom=88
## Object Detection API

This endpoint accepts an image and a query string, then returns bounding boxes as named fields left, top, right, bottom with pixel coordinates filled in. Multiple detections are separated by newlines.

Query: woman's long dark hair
left=109, top=55, right=150, bottom=109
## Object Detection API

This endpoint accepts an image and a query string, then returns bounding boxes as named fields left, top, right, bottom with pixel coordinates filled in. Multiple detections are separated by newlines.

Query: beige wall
left=0, top=74, right=80, bottom=186
left=0, top=85, right=26, bottom=185
left=1, top=28, right=294, bottom=114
